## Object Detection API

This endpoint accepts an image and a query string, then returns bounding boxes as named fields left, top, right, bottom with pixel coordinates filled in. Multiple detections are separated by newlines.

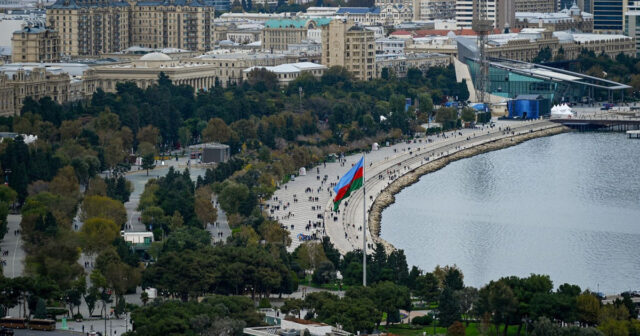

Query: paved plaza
left=266, top=119, right=561, bottom=254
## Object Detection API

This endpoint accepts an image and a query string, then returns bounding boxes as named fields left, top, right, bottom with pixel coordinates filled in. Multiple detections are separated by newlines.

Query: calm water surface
left=380, top=132, right=640, bottom=293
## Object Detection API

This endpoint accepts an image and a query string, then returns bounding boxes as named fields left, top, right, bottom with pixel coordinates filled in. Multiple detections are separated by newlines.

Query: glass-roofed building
left=456, top=36, right=630, bottom=104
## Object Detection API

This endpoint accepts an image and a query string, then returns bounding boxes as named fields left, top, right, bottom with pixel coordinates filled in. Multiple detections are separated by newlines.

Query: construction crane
left=472, top=0, right=492, bottom=104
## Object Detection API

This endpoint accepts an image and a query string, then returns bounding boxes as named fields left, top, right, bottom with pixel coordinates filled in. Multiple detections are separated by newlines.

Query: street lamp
left=4, top=168, right=11, bottom=185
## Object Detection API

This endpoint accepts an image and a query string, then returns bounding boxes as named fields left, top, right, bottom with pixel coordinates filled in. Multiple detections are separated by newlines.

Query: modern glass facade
left=593, top=0, right=624, bottom=31
left=467, top=61, right=558, bottom=102
left=466, top=60, right=594, bottom=103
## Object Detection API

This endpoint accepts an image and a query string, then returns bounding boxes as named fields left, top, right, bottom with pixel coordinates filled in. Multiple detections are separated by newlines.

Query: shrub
left=412, top=315, right=434, bottom=326
left=447, top=321, right=465, bottom=336
left=258, top=298, right=271, bottom=309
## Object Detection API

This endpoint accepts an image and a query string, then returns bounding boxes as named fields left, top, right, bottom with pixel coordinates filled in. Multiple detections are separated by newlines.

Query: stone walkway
left=267, top=119, right=560, bottom=254
left=206, top=196, right=231, bottom=244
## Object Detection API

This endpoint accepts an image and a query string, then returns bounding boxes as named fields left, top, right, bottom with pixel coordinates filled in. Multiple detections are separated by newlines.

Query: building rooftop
left=139, top=52, right=172, bottom=61
left=0, top=62, right=88, bottom=77
left=197, top=52, right=288, bottom=61
left=571, top=33, right=631, bottom=42
left=189, top=142, right=230, bottom=149
left=49, top=0, right=214, bottom=9
left=12, top=25, right=52, bottom=34
left=264, top=17, right=331, bottom=28
left=244, top=61, right=326, bottom=74
left=489, top=58, right=631, bottom=90
left=335, top=6, right=380, bottom=14
left=515, top=10, right=592, bottom=22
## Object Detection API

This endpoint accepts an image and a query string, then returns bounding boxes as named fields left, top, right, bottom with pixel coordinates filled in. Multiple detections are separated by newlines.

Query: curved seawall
left=367, top=124, right=568, bottom=253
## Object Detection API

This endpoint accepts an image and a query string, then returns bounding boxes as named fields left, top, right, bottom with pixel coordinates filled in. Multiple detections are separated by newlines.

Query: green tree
left=439, top=287, right=461, bottom=327
left=281, top=298, right=305, bottom=318
left=372, top=281, right=411, bottom=327
left=194, top=186, right=217, bottom=228
left=34, top=297, right=47, bottom=318
left=577, top=293, right=601, bottom=326
left=460, top=107, right=476, bottom=123
left=202, top=118, right=234, bottom=144
left=418, top=93, right=434, bottom=121
left=79, top=217, right=120, bottom=255
left=141, top=152, right=156, bottom=176
left=416, top=272, right=441, bottom=305
left=81, top=195, right=127, bottom=228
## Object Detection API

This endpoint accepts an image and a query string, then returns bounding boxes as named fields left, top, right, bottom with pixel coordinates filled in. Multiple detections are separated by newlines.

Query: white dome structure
left=139, top=52, right=172, bottom=61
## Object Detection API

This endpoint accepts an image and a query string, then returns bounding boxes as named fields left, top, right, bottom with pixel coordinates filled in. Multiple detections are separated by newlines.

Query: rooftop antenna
left=472, top=0, right=492, bottom=104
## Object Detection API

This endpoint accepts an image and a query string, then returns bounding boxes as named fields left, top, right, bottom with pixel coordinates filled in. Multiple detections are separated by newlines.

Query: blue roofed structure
left=335, top=7, right=380, bottom=14
left=264, top=17, right=331, bottom=28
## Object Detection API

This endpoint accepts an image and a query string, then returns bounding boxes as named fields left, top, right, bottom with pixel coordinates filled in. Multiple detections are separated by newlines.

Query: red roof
left=390, top=30, right=415, bottom=36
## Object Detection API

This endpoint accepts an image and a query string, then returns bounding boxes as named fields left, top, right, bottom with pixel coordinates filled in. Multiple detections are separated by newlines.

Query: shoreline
left=367, top=124, right=569, bottom=253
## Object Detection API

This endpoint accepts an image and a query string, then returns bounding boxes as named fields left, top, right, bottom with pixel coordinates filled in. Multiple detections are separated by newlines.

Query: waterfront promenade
left=266, top=119, right=564, bottom=254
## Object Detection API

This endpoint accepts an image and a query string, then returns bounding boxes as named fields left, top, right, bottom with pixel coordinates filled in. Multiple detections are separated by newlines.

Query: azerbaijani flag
left=333, top=156, right=364, bottom=211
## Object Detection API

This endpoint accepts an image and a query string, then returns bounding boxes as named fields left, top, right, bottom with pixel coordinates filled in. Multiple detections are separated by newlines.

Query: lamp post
left=3, top=168, right=11, bottom=185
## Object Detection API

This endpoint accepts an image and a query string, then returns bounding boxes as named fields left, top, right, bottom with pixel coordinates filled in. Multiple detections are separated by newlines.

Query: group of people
left=0, top=249, right=8, bottom=266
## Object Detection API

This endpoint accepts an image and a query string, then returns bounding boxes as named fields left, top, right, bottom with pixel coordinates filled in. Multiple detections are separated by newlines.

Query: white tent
left=550, top=104, right=575, bottom=119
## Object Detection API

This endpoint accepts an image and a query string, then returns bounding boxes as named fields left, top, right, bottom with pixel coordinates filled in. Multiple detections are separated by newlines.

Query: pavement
left=206, top=196, right=231, bottom=244
left=1, top=214, right=25, bottom=278
left=266, top=119, right=561, bottom=254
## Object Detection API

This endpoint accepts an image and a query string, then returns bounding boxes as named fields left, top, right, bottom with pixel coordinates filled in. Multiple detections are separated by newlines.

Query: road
left=1, top=214, right=25, bottom=278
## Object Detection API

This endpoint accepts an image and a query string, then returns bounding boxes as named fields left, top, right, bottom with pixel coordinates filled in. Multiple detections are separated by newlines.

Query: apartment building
left=625, top=1, right=640, bottom=56
left=456, top=0, right=515, bottom=30
left=321, top=19, right=375, bottom=81
left=375, top=0, right=413, bottom=8
left=413, top=0, right=456, bottom=20
left=514, top=0, right=556, bottom=13
left=11, top=26, right=60, bottom=62
left=46, top=0, right=216, bottom=57
left=0, top=65, right=75, bottom=116
left=375, top=52, right=451, bottom=78
left=407, top=28, right=635, bottom=60
left=261, top=18, right=330, bottom=51
left=514, top=4, right=594, bottom=32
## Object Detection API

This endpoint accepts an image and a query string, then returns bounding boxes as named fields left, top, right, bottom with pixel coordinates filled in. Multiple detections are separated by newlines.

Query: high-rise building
left=514, top=0, right=556, bottom=13
left=413, top=0, right=456, bottom=20
left=321, top=19, right=375, bottom=81
left=592, top=0, right=627, bottom=31
left=455, top=0, right=514, bottom=30
left=11, top=26, right=60, bottom=62
left=625, top=0, right=640, bottom=55
left=47, top=0, right=216, bottom=57
left=376, top=0, right=413, bottom=8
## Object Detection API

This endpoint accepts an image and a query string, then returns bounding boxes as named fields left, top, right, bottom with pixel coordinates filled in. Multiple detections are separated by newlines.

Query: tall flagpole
left=362, top=154, right=367, bottom=287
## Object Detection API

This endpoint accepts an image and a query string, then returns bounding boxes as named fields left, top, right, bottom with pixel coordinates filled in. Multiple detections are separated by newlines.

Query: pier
left=551, top=115, right=640, bottom=131
left=628, top=130, right=640, bottom=139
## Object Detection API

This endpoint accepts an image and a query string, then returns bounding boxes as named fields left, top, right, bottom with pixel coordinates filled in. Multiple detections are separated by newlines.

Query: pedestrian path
left=267, top=119, right=558, bottom=254
left=1, top=214, right=24, bottom=278
left=206, top=196, right=231, bottom=244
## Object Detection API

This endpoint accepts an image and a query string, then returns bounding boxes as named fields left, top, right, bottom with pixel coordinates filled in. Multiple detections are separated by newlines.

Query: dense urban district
left=1, top=0, right=640, bottom=333
left=0, top=61, right=636, bottom=336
